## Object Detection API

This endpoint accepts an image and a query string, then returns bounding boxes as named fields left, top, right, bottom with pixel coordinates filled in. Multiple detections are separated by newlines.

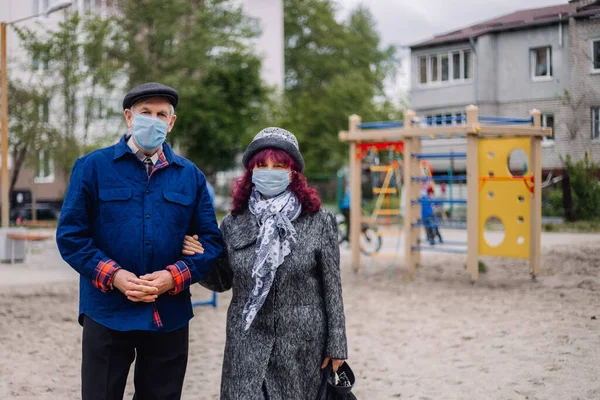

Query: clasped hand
left=112, top=269, right=175, bottom=303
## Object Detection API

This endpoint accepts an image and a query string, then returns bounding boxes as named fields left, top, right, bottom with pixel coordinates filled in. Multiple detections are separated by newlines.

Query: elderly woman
left=183, top=128, right=348, bottom=399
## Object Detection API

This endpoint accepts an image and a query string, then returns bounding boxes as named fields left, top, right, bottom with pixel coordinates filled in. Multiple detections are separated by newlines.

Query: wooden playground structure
left=339, top=105, right=552, bottom=281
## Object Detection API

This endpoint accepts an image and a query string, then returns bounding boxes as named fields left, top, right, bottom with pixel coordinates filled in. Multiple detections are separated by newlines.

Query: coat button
left=146, top=190, right=150, bottom=194
left=146, top=241, right=150, bottom=245
left=146, top=215, right=150, bottom=219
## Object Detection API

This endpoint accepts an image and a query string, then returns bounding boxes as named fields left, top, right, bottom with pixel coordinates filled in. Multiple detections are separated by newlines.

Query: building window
left=38, top=99, right=50, bottom=123
left=455, top=112, right=464, bottom=124
left=592, top=39, right=600, bottom=72
left=441, top=54, right=449, bottom=81
left=463, top=50, right=472, bottom=80
left=417, top=49, right=472, bottom=85
left=542, top=113, right=554, bottom=141
left=35, top=151, right=55, bottom=183
left=419, top=57, right=427, bottom=84
left=32, top=51, right=49, bottom=71
left=452, top=52, right=461, bottom=80
left=422, top=112, right=465, bottom=126
left=444, top=113, right=453, bottom=125
left=430, top=56, right=439, bottom=82
left=592, top=107, right=600, bottom=141
left=531, top=46, right=552, bottom=79
left=82, top=0, right=95, bottom=12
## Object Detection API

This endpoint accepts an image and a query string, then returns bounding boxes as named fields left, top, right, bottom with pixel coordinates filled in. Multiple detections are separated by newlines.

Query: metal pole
left=1, top=22, right=9, bottom=228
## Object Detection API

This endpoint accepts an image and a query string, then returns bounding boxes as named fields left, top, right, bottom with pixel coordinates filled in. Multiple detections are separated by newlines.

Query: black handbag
left=315, top=361, right=357, bottom=400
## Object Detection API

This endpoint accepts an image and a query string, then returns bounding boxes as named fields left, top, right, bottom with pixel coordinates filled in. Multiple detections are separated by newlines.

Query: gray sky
left=337, top=0, right=567, bottom=46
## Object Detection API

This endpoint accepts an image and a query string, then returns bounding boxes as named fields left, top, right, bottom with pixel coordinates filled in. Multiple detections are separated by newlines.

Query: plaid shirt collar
left=126, top=134, right=163, bottom=165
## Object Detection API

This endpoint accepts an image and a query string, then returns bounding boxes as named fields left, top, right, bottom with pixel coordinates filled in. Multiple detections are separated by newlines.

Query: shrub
left=542, top=188, right=565, bottom=217
left=562, top=155, right=600, bottom=221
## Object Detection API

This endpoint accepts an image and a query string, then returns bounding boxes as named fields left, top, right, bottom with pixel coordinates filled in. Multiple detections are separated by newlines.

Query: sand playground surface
left=0, top=230, right=599, bottom=400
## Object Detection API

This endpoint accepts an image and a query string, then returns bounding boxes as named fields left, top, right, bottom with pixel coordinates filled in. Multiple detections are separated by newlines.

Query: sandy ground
left=1, top=231, right=599, bottom=400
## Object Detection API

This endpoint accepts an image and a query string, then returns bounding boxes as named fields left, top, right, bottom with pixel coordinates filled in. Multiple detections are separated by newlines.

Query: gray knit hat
left=242, top=127, right=305, bottom=172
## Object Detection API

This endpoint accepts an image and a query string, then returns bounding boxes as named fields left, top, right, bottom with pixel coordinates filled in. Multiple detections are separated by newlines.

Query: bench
left=6, top=232, right=53, bottom=264
left=20, top=220, right=58, bottom=228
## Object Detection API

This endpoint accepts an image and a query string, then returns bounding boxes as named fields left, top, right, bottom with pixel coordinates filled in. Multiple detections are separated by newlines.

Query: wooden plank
left=478, top=126, right=551, bottom=137
left=349, top=115, right=362, bottom=272
left=403, top=112, right=416, bottom=278
left=372, top=188, right=398, bottom=195
left=345, top=126, right=471, bottom=142
left=373, top=209, right=401, bottom=216
left=370, top=166, right=397, bottom=172
left=401, top=126, right=470, bottom=138
left=343, top=123, right=550, bottom=143
left=412, top=137, right=422, bottom=270
left=529, top=109, right=542, bottom=278
left=466, top=105, right=480, bottom=282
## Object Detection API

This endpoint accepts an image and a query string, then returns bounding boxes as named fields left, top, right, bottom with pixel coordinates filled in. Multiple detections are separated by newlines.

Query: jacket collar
left=113, top=134, right=184, bottom=167
left=227, top=209, right=259, bottom=250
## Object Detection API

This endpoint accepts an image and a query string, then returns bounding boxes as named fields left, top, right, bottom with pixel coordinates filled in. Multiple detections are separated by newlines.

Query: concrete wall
left=495, top=24, right=570, bottom=104
left=563, top=12, right=600, bottom=164
left=476, top=34, right=497, bottom=107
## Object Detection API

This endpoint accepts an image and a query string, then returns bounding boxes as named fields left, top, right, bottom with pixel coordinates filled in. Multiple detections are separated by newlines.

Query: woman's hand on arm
left=182, top=235, right=204, bottom=256
left=321, top=357, right=345, bottom=373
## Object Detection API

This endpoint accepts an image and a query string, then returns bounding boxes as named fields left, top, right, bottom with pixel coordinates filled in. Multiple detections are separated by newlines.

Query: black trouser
left=424, top=217, right=443, bottom=243
left=82, top=315, right=189, bottom=400
left=342, top=208, right=351, bottom=241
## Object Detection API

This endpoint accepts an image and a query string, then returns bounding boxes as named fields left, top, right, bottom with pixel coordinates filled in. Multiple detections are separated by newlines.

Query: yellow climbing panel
left=478, top=137, right=532, bottom=259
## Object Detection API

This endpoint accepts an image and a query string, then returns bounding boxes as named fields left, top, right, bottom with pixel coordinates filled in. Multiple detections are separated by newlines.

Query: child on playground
left=421, top=187, right=443, bottom=245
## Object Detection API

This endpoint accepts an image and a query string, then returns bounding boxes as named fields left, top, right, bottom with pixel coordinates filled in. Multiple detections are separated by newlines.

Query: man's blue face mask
left=131, top=113, right=169, bottom=152
left=252, top=169, right=291, bottom=197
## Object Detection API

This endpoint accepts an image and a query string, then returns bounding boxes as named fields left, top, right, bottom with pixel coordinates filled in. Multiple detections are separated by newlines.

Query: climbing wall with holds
left=478, top=137, right=532, bottom=259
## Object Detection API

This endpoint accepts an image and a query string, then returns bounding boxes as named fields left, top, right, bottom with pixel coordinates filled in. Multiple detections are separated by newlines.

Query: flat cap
left=122, top=82, right=179, bottom=110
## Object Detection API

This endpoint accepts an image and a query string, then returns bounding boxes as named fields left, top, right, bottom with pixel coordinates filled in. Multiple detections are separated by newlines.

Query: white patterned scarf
left=244, top=188, right=302, bottom=330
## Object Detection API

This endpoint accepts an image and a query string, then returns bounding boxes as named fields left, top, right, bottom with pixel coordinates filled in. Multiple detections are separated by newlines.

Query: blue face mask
left=131, top=114, right=169, bottom=151
left=252, top=169, right=291, bottom=197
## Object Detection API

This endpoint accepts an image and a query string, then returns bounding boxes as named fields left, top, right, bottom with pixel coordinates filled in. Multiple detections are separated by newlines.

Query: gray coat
left=200, top=208, right=348, bottom=400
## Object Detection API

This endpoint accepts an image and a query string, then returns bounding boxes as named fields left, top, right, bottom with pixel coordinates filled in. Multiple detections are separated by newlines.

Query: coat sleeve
left=319, top=210, right=348, bottom=359
left=197, top=216, right=233, bottom=293
left=167, top=170, right=225, bottom=294
left=56, top=158, right=121, bottom=292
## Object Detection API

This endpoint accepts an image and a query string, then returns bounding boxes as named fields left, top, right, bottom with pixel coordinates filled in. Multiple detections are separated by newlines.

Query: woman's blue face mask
left=252, top=169, right=291, bottom=197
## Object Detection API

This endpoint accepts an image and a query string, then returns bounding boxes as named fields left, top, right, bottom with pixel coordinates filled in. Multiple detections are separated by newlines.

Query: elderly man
left=56, top=82, right=223, bottom=400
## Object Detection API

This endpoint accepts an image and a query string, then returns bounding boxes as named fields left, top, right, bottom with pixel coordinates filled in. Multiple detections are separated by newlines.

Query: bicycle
left=336, top=211, right=382, bottom=256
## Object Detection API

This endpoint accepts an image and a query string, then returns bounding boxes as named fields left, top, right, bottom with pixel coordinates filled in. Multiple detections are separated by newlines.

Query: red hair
left=231, top=148, right=321, bottom=216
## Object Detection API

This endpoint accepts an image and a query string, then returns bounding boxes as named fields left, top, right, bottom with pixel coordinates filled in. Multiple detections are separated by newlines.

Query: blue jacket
left=56, top=135, right=224, bottom=332
left=420, top=195, right=434, bottom=219
left=339, top=191, right=350, bottom=211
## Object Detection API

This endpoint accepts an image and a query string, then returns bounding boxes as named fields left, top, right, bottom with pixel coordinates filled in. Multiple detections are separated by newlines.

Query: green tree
left=7, top=81, right=60, bottom=195
left=15, top=12, right=124, bottom=178
left=281, top=0, right=401, bottom=177
left=116, top=0, right=270, bottom=176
